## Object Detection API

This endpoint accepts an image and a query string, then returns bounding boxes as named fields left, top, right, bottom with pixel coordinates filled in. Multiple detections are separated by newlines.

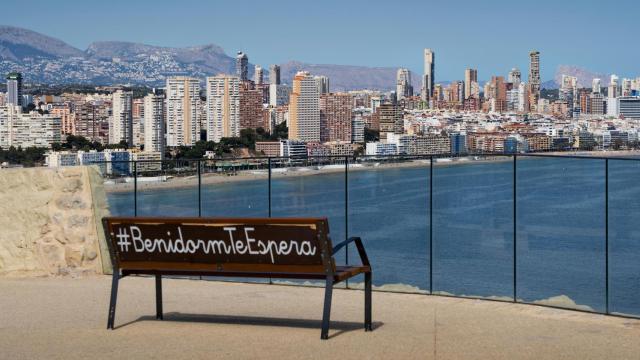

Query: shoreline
left=104, top=150, right=640, bottom=193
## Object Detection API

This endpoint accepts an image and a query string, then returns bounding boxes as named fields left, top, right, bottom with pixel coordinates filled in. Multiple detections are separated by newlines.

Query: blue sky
left=2, top=0, right=638, bottom=81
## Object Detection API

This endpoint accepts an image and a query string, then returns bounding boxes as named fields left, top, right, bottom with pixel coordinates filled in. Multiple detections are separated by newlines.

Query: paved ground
left=1, top=276, right=640, bottom=359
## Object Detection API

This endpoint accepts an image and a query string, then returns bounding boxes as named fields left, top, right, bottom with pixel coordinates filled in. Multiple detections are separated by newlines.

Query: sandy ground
left=1, top=276, right=640, bottom=359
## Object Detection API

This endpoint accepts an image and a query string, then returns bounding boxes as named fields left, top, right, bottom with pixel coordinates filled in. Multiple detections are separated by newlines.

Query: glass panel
left=433, top=156, right=514, bottom=299
left=609, top=159, right=640, bottom=316
left=136, top=159, right=199, bottom=217
left=200, top=158, right=269, bottom=217
left=348, top=155, right=430, bottom=293
left=104, top=161, right=135, bottom=217
left=516, top=157, right=605, bottom=312
left=270, top=156, right=347, bottom=285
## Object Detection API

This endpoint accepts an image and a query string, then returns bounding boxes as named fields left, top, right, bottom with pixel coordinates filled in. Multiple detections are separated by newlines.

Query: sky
left=2, top=0, right=638, bottom=81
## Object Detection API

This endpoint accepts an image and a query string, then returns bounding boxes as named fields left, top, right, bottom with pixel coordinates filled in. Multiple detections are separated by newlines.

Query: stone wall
left=0, top=166, right=111, bottom=276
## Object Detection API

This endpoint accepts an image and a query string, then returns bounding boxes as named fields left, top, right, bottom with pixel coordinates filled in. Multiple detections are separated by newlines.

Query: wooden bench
left=102, top=217, right=372, bottom=339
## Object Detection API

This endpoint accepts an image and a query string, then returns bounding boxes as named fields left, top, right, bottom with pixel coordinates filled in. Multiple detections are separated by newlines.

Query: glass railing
left=99, top=153, right=640, bottom=317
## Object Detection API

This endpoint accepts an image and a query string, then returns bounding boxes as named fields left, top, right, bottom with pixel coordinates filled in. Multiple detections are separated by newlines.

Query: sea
left=107, top=157, right=640, bottom=316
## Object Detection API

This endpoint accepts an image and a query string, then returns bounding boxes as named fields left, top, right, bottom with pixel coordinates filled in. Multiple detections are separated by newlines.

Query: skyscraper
left=110, top=90, right=133, bottom=146
left=396, top=68, right=413, bottom=101
left=236, top=51, right=249, bottom=81
left=6, top=72, right=22, bottom=107
left=143, top=91, right=165, bottom=155
left=206, top=75, right=240, bottom=142
left=315, top=75, right=330, bottom=94
left=320, top=93, right=353, bottom=143
left=239, top=82, right=266, bottom=130
left=464, top=68, right=478, bottom=100
left=254, top=65, right=263, bottom=85
left=289, top=71, right=320, bottom=142
left=269, top=64, right=281, bottom=85
left=166, top=77, right=201, bottom=146
left=592, top=78, right=601, bottom=94
left=421, top=49, right=435, bottom=101
left=528, top=50, right=541, bottom=110
left=508, top=68, right=522, bottom=86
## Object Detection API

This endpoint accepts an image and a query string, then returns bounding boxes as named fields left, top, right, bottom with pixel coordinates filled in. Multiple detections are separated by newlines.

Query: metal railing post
left=429, top=155, right=433, bottom=294
left=268, top=157, right=272, bottom=218
left=198, top=159, right=202, bottom=217
left=133, top=161, right=137, bottom=217
left=345, top=156, right=349, bottom=288
left=513, top=155, right=517, bottom=302
left=605, top=158, right=609, bottom=314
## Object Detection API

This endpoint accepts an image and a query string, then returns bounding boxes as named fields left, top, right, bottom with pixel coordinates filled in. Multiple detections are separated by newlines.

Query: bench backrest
left=102, top=217, right=335, bottom=275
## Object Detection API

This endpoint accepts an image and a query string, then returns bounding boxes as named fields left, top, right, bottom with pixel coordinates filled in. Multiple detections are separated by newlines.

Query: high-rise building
left=0, top=106, right=61, bottom=148
left=464, top=68, right=478, bottom=100
left=396, top=68, right=413, bottom=101
left=508, top=68, right=522, bottom=86
left=144, top=91, right=165, bottom=155
left=239, top=82, right=266, bottom=130
left=422, top=49, right=435, bottom=101
left=592, top=78, right=602, bottom=94
left=236, top=51, right=249, bottom=81
left=608, top=75, right=619, bottom=98
left=6, top=72, right=23, bottom=107
left=289, top=71, right=320, bottom=142
left=254, top=65, right=264, bottom=85
left=377, top=103, right=403, bottom=139
left=206, top=75, right=240, bottom=142
left=269, top=84, right=291, bottom=107
left=315, top=76, right=330, bottom=94
left=269, top=64, right=281, bottom=85
left=528, top=50, right=541, bottom=110
left=166, top=77, right=201, bottom=147
left=320, top=93, right=352, bottom=143
left=110, top=90, right=133, bottom=146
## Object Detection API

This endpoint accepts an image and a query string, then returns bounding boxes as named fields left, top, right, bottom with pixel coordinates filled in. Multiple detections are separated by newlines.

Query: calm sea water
left=107, top=158, right=640, bottom=315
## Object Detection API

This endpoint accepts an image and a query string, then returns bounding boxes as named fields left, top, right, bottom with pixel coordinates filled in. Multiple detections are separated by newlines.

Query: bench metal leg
left=107, top=271, right=120, bottom=329
left=321, top=278, right=334, bottom=340
left=365, top=272, right=372, bottom=331
left=155, top=274, right=163, bottom=320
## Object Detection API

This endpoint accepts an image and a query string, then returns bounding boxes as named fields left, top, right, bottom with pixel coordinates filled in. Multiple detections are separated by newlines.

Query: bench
left=102, top=216, right=372, bottom=339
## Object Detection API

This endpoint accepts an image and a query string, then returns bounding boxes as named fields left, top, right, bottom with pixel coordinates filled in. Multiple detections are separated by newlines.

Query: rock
left=62, top=178, right=83, bottom=193
left=64, top=245, right=84, bottom=268
left=84, top=248, right=98, bottom=261
left=67, top=215, right=89, bottom=228
left=55, top=197, right=86, bottom=210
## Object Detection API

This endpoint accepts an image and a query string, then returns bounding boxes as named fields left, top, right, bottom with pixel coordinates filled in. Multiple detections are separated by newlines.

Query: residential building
left=255, top=141, right=281, bottom=156
left=464, top=68, right=478, bottom=100
left=166, top=77, right=200, bottom=146
left=269, top=64, right=281, bottom=85
left=206, top=75, right=241, bottom=142
left=236, top=51, right=248, bottom=81
left=377, top=103, right=403, bottom=140
left=422, top=48, right=435, bottom=101
left=396, top=68, right=413, bottom=101
left=239, top=82, right=265, bottom=130
left=144, top=92, right=165, bottom=154
left=289, top=71, right=320, bottom=142
left=320, top=93, right=352, bottom=142
left=109, top=90, right=133, bottom=146
left=6, top=72, right=22, bottom=107
left=528, top=50, right=541, bottom=110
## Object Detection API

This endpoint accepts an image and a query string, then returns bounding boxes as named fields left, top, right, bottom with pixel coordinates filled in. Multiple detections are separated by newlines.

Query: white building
left=206, top=75, right=240, bottom=143
left=166, top=77, right=201, bottom=147
left=110, top=90, right=133, bottom=146
left=144, top=93, right=165, bottom=154
left=365, top=142, right=398, bottom=156
left=46, top=151, right=78, bottom=167
left=0, top=106, right=61, bottom=148
left=269, top=84, right=291, bottom=107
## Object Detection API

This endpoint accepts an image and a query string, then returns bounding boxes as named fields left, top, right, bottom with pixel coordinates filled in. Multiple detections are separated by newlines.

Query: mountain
left=553, top=65, right=608, bottom=89
left=279, top=61, right=421, bottom=91
left=0, top=25, right=84, bottom=61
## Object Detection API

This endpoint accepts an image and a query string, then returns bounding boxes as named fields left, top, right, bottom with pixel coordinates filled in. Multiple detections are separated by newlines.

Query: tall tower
left=110, top=90, right=133, bottom=146
left=166, top=77, right=201, bottom=146
left=6, top=72, right=23, bottom=107
left=314, top=75, right=330, bottom=94
left=421, top=49, right=435, bottom=101
left=206, top=75, right=240, bottom=142
left=528, top=50, right=541, bottom=110
left=289, top=71, right=320, bottom=142
left=464, top=68, right=477, bottom=100
left=254, top=65, right=263, bottom=85
left=143, top=90, right=165, bottom=155
left=269, top=64, right=281, bottom=85
left=236, top=51, right=248, bottom=81
left=396, top=68, right=413, bottom=101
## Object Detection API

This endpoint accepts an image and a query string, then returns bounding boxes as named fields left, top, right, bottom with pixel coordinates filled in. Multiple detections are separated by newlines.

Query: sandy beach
left=103, top=150, right=640, bottom=193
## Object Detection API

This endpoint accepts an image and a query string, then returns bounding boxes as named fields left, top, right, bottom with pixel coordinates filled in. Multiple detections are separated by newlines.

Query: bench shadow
left=115, top=313, right=383, bottom=339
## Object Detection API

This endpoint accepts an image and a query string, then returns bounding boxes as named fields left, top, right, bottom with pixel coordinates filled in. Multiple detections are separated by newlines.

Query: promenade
left=1, top=276, right=639, bottom=359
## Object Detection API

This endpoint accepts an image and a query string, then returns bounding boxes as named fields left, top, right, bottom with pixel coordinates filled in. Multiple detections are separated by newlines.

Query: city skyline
left=2, top=0, right=639, bottom=81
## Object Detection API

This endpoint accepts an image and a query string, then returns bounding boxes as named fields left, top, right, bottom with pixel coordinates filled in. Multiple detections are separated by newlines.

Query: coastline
left=104, top=150, right=640, bottom=193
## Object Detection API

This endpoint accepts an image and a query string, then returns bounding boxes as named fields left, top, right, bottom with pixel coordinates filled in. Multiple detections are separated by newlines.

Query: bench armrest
left=332, top=237, right=370, bottom=267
